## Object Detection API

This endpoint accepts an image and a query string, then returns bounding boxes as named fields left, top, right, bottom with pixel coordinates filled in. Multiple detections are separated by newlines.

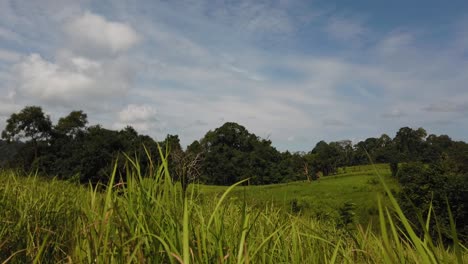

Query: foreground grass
left=0, top=160, right=466, bottom=263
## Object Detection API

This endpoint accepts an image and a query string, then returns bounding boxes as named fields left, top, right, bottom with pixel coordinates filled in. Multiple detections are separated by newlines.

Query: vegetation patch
left=0, top=160, right=466, bottom=263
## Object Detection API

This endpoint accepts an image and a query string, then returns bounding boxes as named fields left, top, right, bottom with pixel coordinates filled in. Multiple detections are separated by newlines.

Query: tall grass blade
left=446, top=198, right=463, bottom=264
left=207, top=179, right=249, bottom=230
left=183, top=196, right=190, bottom=264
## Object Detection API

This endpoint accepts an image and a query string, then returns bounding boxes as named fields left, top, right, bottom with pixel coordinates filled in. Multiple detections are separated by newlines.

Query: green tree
left=0, top=139, right=23, bottom=168
left=117, top=126, right=159, bottom=179
left=55, top=110, right=88, bottom=137
left=160, top=134, right=185, bottom=182
left=336, top=139, right=353, bottom=166
left=374, top=134, right=395, bottom=163
left=393, top=127, right=427, bottom=161
left=2, top=106, right=52, bottom=143
left=199, top=122, right=255, bottom=185
left=198, top=122, right=283, bottom=185
left=353, top=137, right=380, bottom=164
left=77, top=125, right=124, bottom=183
left=310, top=141, right=341, bottom=176
left=421, top=134, right=454, bottom=163
left=44, top=110, right=89, bottom=179
left=187, top=140, right=203, bottom=155
left=397, top=162, right=468, bottom=242
left=1, top=106, right=52, bottom=164
left=249, top=138, right=282, bottom=184
left=446, top=141, right=468, bottom=173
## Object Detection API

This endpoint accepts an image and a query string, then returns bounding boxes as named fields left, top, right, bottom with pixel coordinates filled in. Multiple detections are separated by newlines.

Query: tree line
left=1, top=105, right=467, bottom=241
left=0, top=106, right=467, bottom=185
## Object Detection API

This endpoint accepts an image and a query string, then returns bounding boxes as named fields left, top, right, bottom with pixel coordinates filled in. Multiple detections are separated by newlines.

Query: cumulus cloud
left=113, top=104, right=158, bottom=133
left=3, top=10, right=139, bottom=110
left=1, top=0, right=468, bottom=150
left=12, top=53, right=132, bottom=106
left=0, top=88, right=19, bottom=117
left=64, top=11, right=140, bottom=56
left=0, top=48, right=22, bottom=62
left=118, top=104, right=157, bottom=123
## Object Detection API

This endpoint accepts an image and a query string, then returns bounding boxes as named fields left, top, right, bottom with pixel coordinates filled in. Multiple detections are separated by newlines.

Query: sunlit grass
left=194, top=164, right=399, bottom=229
left=0, top=156, right=466, bottom=263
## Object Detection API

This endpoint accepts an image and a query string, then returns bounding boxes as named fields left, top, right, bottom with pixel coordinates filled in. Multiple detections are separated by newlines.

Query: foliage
left=0, top=161, right=466, bottom=263
left=54, top=110, right=88, bottom=137
left=198, top=122, right=284, bottom=185
left=0, top=140, right=23, bottom=167
left=397, top=162, right=468, bottom=242
left=338, top=202, right=356, bottom=229
left=1, top=105, right=468, bottom=191
left=394, top=127, right=427, bottom=162
left=390, top=162, right=399, bottom=177
left=1, top=106, right=52, bottom=143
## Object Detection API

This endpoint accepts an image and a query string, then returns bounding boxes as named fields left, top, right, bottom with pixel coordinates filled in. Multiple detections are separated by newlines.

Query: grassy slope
left=198, top=164, right=398, bottom=228
left=1, top=163, right=466, bottom=263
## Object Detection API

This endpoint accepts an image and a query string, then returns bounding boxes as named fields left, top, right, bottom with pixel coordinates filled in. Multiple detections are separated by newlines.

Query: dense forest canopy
left=0, top=105, right=467, bottom=185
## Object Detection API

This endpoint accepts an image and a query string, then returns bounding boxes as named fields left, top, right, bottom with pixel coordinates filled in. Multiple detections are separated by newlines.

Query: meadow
left=196, top=164, right=397, bottom=229
left=0, top=159, right=466, bottom=263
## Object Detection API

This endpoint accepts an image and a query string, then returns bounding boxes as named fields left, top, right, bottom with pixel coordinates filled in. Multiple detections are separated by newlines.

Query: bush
left=397, top=162, right=468, bottom=243
left=390, top=162, right=399, bottom=177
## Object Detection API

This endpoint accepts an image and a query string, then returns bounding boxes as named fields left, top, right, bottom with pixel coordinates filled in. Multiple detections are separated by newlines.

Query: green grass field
left=197, top=163, right=397, bottom=228
left=0, top=162, right=466, bottom=263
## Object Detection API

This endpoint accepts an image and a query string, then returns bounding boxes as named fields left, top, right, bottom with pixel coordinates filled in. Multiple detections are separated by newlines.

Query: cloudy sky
left=0, top=0, right=467, bottom=151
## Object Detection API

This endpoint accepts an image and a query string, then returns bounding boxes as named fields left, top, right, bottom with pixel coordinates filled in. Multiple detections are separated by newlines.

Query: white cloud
left=1, top=0, right=468, bottom=150
left=118, top=104, right=157, bottom=123
left=132, top=85, right=319, bottom=147
left=0, top=89, right=19, bottom=117
left=64, top=11, right=140, bottom=55
left=0, top=48, right=22, bottom=62
left=12, top=53, right=132, bottom=106
left=114, top=104, right=158, bottom=133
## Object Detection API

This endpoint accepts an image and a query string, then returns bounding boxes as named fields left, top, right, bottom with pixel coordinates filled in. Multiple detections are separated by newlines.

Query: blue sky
left=0, top=0, right=467, bottom=151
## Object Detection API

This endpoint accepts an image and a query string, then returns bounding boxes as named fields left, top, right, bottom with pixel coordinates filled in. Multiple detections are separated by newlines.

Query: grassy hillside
left=197, top=164, right=397, bottom=228
left=0, top=162, right=466, bottom=263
